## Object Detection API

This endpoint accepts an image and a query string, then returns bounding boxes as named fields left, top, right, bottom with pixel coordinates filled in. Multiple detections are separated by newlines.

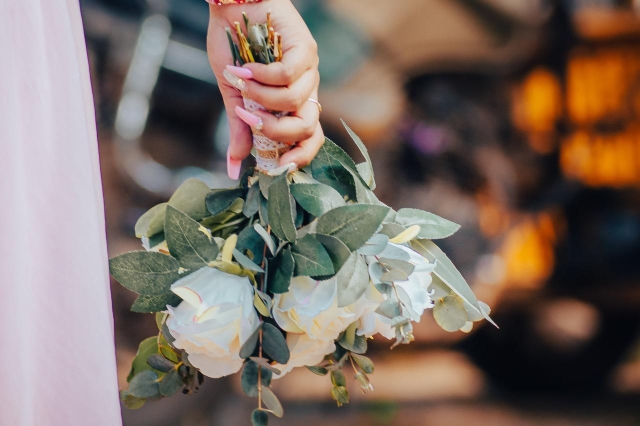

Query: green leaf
left=249, top=357, right=282, bottom=375
left=233, top=249, right=264, bottom=272
left=330, top=370, right=347, bottom=387
left=240, top=324, right=263, bottom=359
left=135, top=203, right=167, bottom=238
left=357, top=234, right=389, bottom=256
left=268, top=247, right=295, bottom=294
left=307, top=366, right=329, bottom=376
left=378, top=243, right=410, bottom=261
left=342, top=120, right=376, bottom=190
left=351, top=353, right=375, bottom=374
left=168, top=178, right=211, bottom=221
left=237, top=226, right=265, bottom=265
left=243, top=183, right=261, bottom=217
left=165, top=206, right=219, bottom=269
left=259, top=174, right=275, bottom=199
left=312, top=165, right=357, bottom=200
left=350, top=170, right=377, bottom=204
left=241, top=359, right=273, bottom=397
left=410, top=239, right=496, bottom=326
left=378, top=258, right=415, bottom=276
left=310, top=138, right=359, bottom=199
left=316, top=205, right=390, bottom=251
left=121, top=391, right=146, bottom=410
left=251, top=409, right=269, bottom=426
left=128, top=370, right=160, bottom=399
left=131, top=292, right=181, bottom=313
left=335, top=254, right=369, bottom=308
left=379, top=223, right=407, bottom=239
left=206, top=188, right=245, bottom=216
left=127, top=337, right=160, bottom=382
left=331, top=386, right=350, bottom=405
left=110, top=251, right=181, bottom=296
left=380, top=269, right=409, bottom=283
left=147, top=354, right=175, bottom=373
left=159, top=369, right=184, bottom=397
left=291, top=234, right=334, bottom=277
left=267, top=174, right=297, bottom=243
left=315, top=234, right=351, bottom=273
left=290, top=183, right=346, bottom=217
left=262, top=323, right=290, bottom=364
left=262, top=387, right=284, bottom=418
left=375, top=299, right=402, bottom=319
left=433, top=295, right=468, bottom=332
left=338, top=322, right=367, bottom=353
left=395, top=208, right=460, bottom=240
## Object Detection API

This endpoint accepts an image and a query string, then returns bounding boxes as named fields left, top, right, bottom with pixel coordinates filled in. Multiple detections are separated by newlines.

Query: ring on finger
left=307, top=98, right=322, bottom=114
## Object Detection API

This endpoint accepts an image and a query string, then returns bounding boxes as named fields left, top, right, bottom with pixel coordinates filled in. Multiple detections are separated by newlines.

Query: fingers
left=279, top=123, right=325, bottom=169
left=243, top=69, right=319, bottom=112
left=242, top=42, right=318, bottom=86
left=219, top=83, right=253, bottom=179
left=238, top=98, right=320, bottom=144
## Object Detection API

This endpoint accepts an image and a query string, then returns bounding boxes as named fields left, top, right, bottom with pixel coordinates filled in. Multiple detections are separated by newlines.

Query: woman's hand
left=207, top=0, right=324, bottom=179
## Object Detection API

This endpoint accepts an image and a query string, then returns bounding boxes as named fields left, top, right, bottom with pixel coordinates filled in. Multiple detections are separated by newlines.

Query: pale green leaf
left=343, top=120, right=376, bottom=190
left=433, top=295, right=468, bottom=332
left=262, top=387, right=284, bottom=418
left=395, top=208, right=460, bottom=239
left=159, top=369, right=184, bottom=397
left=335, top=254, right=369, bottom=307
left=135, top=203, right=167, bottom=238
left=168, top=178, right=211, bottom=221
left=128, top=370, right=159, bottom=399
left=357, top=234, right=389, bottom=256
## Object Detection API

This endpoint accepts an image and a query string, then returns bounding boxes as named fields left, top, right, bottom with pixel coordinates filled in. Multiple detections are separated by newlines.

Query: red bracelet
left=206, top=0, right=265, bottom=4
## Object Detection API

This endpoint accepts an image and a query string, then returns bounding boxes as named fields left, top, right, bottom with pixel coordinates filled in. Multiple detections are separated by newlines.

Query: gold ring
left=308, top=98, right=322, bottom=113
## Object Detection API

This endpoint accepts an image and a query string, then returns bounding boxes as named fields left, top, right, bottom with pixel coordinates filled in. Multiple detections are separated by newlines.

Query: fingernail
left=235, top=106, right=263, bottom=130
left=227, top=150, right=242, bottom=180
left=287, top=162, right=298, bottom=173
left=223, top=69, right=246, bottom=91
left=226, top=65, right=253, bottom=79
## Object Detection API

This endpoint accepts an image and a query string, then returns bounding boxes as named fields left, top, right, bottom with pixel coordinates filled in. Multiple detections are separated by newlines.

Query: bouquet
left=110, top=14, right=494, bottom=426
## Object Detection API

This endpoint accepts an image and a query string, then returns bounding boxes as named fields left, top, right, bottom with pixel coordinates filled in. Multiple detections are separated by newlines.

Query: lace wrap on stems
left=243, top=96, right=292, bottom=173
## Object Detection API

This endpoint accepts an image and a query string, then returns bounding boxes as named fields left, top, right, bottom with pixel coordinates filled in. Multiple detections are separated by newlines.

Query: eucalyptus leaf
left=291, top=170, right=319, bottom=184
left=131, top=292, right=181, bottom=313
left=127, top=337, right=160, bottom=382
left=330, top=370, right=347, bottom=387
left=335, top=254, right=369, bottom=307
left=240, top=323, right=263, bottom=359
left=262, top=387, right=284, bottom=418
left=267, top=173, right=297, bottom=243
left=395, top=208, right=460, bottom=240
left=410, top=239, right=496, bottom=326
left=262, top=323, right=290, bottom=364
left=165, top=206, right=220, bottom=269
left=251, top=409, right=269, bottom=426
left=291, top=234, right=334, bottom=277
left=147, top=354, right=175, bottom=373
left=128, top=370, right=160, bottom=399
left=342, top=120, right=376, bottom=190
left=259, top=174, right=274, bottom=199
left=159, top=369, right=184, bottom=397
left=378, top=243, right=411, bottom=261
left=110, top=251, right=181, bottom=296
left=241, top=359, right=273, bottom=397
left=380, top=269, right=409, bottom=283
left=315, top=234, right=351, bottom=272
left=233, top=249, right=264, bottom=272
left=205, top=188, right=245, bottom=217
left=378, top=258, right=415, bottom=276
left=121, top=391, right=146, bottom=409
left=375, top=299, right=402, bottom=319
left=351, top=353, right=375, bottom=374
left=268, top=247, right=295, bottom=293
left=290, top=183, right=346, bottom=217
left=379, top=223, right=407, bottom=240
left=135, top=203, right=167, bottom=238
left=307, top=366, right=329, bottom=376
left=253, top=223, right=275, bottom=256
left=433, top=295, right=468, bottom=332
left=243, top=183, right=261, bottom=218
left=259, top=194, right=270, bottom=225
left=249, top=357, right=282, bottom=375
left=316, top=205, right=389, bottom=251
left=168, top=178, right=211, bottom=221
left=331, top=386, right=349, bottom=405
left=357, top=234, right=389, bottom=256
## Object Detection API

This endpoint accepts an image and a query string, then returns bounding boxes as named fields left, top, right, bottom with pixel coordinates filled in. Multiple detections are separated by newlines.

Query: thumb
left=220, top=83, right=253, bottom=179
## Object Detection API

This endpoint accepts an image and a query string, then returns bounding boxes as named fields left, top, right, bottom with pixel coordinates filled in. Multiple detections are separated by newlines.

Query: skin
left=207, top=0, right=324, bottom=171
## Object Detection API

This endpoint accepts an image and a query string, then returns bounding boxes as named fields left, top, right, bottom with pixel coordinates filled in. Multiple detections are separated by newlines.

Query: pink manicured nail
left=235, top=106, right=263, bottom=130
left=227, top=150, right=242, bottom=180
left=226, top=65, right=253, bottom=79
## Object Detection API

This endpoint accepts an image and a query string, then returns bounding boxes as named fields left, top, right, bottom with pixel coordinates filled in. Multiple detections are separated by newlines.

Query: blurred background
left=82, top=0, right=640, bottom=424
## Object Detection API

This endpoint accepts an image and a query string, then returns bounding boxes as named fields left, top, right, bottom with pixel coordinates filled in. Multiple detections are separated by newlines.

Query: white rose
left=272, top=277, right=356, bottom=341
left=166, top=267, right=260, bottom=379
left=272, top=333, right=336, bottom=378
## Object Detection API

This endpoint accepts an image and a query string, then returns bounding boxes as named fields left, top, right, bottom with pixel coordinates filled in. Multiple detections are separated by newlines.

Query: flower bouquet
left=110, top=14, right=494, bottom=426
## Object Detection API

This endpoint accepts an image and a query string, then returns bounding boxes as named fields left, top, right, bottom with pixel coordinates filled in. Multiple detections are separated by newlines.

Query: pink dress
left=0, top=1, right=122, bottom=425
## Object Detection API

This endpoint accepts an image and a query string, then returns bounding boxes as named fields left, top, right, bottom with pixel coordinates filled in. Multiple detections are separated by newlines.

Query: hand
left=207, top=0, right=324, bottom=179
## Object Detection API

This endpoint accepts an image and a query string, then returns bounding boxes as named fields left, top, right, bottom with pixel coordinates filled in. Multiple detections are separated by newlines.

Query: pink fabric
left=0, top=1, right=122, bottom=425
